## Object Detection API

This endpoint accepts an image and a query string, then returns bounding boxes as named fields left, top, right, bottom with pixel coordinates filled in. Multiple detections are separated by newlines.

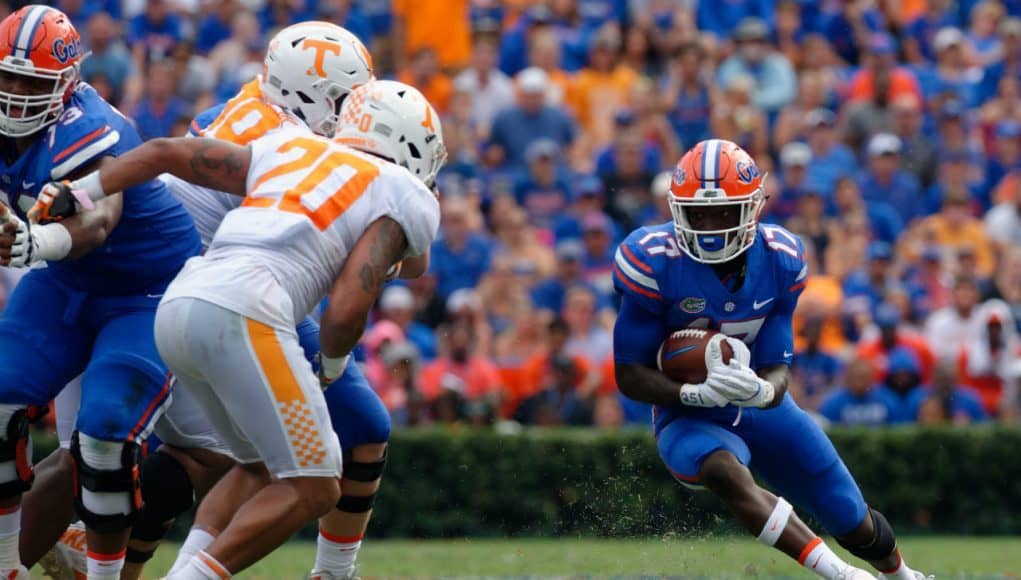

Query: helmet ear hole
left=407, top=142, right=422, bottom=159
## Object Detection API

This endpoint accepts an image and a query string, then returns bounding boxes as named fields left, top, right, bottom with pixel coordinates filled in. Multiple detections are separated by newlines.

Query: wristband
left=32, top=222, right=72, bottom=261
left=319, top=353, right=351, bottom=382
left=70, top=171, right=106, bottom=207
left=679, top=383, right=718, bottom=408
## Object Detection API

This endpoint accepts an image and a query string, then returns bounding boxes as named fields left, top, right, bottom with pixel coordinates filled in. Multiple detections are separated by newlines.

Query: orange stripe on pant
left=245, top=318, right=326, bottom=468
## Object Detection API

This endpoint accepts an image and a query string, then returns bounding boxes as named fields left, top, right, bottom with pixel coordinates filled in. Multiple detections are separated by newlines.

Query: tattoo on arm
left=187, top=141, right=249, bottom=194
left=358, top=218, right=408, bottom=295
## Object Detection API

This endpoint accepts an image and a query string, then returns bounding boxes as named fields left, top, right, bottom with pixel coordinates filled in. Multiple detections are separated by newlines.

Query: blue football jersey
left=188, top=103, right=224, bottom=135
left=0, top=83, right=200, bottom=294
left=613, top=221, right=808, bottom=373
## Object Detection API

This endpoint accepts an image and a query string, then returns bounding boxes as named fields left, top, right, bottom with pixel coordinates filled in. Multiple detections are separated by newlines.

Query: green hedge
left=30, top=426, right=1021, bottom=537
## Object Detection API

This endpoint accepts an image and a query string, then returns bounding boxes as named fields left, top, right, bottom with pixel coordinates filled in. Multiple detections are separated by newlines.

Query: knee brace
left=336, top=449, right=386, bottom=513
left=0, top=405, right=34, bottom=497
left=131, top=451, right=195, bottom=543
left=837, top=507, right=898, bottom=562
left=70, top=432, right=142, bottom=533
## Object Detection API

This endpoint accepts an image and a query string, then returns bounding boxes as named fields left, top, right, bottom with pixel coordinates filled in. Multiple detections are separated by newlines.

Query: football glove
left=28, top=180, right=94, bottom=224
left=678, top=381, right=730, bottom=408
left=315, top=352, right=350, bottom=390
left=706, top=359, right=775, bottom=408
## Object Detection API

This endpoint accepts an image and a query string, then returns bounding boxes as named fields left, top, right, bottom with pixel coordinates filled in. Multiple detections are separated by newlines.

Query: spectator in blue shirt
left=843, top=241, right=900, bottom=318
left=928, top=150, right=987, bottom=213
left=194, top=0, right=237, bottom=54
left=126, top=0, right=185, bottom=66
left=130, top=61, right=191, bottom=141
left=804, top=109, right=856, bottom=196
left=908, top=361, right=989, bottom=424
left=904, top=0, right=961, bottom=63
left=316, top=0, right=374, bottom=45
left=661, top=42, right=712, bottom=149
left=977, top=18, right=1021, bottom=105
left=926, top=27, right=983, bottom=108
left=553, top=175, right=612, bottom=242
left=514, top=139, right=573, bottom=232
left=881, top=346, right=927, bottom=420
left=696, top=0, right=774, bottom=41
left=579, top=212, right=616, bottom=299
left=532, top=240, right=611, bottom=316
left=489, top=67, right=577, bottom=170
left=792, top=315, right=843, bottom=411
left=820, top=358, right=901, bottom=426
left=818, top=1, right=885, bottom=64
left=717, top=18, right=797, bottom=116
left=984, top=122, right=1021, bottom=197
left=831, top=177, right=903, bottom=244
left=768, top=142, right=813, bottom=222
left=858, top=133, right=925, bottom=225
left=379, top=286, right=438, bottom=361
left=81, top=13, right=136, bottom=102
left=430, top=197, right=494, bottom=301
left=499, top=6, right=553, bottom=76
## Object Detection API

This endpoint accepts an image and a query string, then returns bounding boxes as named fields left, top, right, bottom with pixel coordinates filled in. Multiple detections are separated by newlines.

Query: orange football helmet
left=0, top=5, right=84, bottom=137
left=668, top=139, right=767, bottom=263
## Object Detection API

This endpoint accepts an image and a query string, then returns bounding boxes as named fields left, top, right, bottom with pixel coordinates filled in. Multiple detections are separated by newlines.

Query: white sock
left=0, top=506, right=20, bottom=570
left=315, top=529, right=361, bottom=576
left=798, top=538, right=855, bottom=579
left=168, top=550, right=231, bottom=580
left=169, top=527, right=217, bottom=576
left=880, top=550, right=920, bottom=580
left=86, top=548, right=125, bottom=580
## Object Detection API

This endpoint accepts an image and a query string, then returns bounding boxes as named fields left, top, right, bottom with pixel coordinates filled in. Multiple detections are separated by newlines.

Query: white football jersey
left=162, top=126, right=440, bottom=328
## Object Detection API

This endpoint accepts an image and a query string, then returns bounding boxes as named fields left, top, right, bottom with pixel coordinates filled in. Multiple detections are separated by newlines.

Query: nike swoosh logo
left=145, top=294, right=164, bottom=299
left=783, top=351, right=793, bottom=358
left=753, top=297, right=775, bottom=310
left=21, top=181, right=35, bottom=190
left=811, top=554, right=823, bottom=569
left=770, top=521, right=778, bottom=531
left=664, top=345, right=697, bottom=360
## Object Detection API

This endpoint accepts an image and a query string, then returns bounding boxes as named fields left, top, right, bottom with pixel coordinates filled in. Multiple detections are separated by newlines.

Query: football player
left=612, top=139, right=931, bottom=580
left=0, top=5, right=202, bottom=579
left=37, top=79, right=444, bottom=578
left=32, top=22, right=425, bottom=580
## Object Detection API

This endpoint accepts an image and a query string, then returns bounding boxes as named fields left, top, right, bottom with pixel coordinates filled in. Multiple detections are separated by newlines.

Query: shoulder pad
left=613, top=224, right=674, bottom=303
left=49, top=88, right=122, bottom=179
left=758, top=224, right=808, bottom=289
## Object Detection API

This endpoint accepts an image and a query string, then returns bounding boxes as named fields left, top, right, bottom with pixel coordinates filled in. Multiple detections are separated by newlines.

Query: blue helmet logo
left=735, top=161, right=761, bottom=184
left=672, top=166, right=686, bottom=185
left=52, top=37, right=82, bottom=64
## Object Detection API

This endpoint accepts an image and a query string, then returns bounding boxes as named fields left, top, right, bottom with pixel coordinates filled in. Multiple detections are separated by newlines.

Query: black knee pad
left=0, top=409, right=34, bottom=497
left=336, top=449, right=386, bottom=513
left=131, top=451, right=195, bottom=543
left=70, top=432, right=142, bottom=534
left=837, top=507, right=898, bottom=561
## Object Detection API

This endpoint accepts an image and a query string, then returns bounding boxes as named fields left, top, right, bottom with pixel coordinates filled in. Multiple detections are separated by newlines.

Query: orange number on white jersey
left=244, top=136, right=379, bottom=230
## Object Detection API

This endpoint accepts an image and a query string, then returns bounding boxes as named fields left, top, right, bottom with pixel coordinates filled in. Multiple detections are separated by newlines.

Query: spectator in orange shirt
left=857, top=304, right=937, bottom=385
left=392, top=0, right=470, bottom=70
left=420, top=321, right=503, bottom=425
left=398, top=47, right=453, bottom=114
left=566, top=25, right=638, bottom=153
left=514, top=318, right=599, bottom=417
left=916, top=189, right=997, bottom=277
left=848, top=33, right=923, bottom=105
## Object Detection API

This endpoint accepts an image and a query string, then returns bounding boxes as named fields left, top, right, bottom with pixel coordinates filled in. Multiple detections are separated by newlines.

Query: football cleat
left=878, top=573, right=935, bottom=580
left=38, top=520, right=87, bottom=580
left=309, top=568, right=358, bottom=580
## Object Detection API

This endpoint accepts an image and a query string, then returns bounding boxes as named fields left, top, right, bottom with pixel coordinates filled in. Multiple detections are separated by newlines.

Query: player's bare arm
left=94, top=137, right=251, bottom=198
left=321, top=216, right=409, bottom=359
left=615, top=363, right=689, bottom=407
left=757, top=364, right=789, bottom=409
left=29, top=137, right=253, bottom=223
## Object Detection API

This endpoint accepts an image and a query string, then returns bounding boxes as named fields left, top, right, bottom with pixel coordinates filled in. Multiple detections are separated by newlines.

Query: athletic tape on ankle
left=756, top=497, right=793, bottom=546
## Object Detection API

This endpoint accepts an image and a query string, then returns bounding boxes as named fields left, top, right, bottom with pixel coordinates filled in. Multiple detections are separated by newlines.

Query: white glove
left=678, top=381, right=730, bottom=408
left=723, top=336, right=751, bottom=367
left=315, top=352, right=350, bottom=390
left=4, top=213, right=72, bottom=268
left=707, top=359, right=775, bottom=408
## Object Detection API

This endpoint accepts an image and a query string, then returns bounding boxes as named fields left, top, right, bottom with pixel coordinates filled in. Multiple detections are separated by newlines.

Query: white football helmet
left=335, top=80, right=447, bottom=188
left=261, top=21, right=374, bottom=137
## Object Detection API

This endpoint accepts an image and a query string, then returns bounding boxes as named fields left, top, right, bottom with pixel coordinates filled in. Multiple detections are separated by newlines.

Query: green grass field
left=134, top=536, right=1021, bottom=578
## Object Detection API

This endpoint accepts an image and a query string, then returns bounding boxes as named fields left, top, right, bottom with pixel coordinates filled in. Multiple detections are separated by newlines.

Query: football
left=658, top=328, right=734, bottom=384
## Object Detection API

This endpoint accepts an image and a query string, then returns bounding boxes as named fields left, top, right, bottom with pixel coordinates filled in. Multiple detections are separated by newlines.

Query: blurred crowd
left=3, top=0, right=1021, bottom=430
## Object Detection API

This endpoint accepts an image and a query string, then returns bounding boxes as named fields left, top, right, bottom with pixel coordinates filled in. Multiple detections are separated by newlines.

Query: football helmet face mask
left=669, top=139, right=766, bottom=264
left=0, top=5, right=84, bottom=137
left=261, top=21, right=374, bottom=137
left=334, top=80, right=447, bottom=188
